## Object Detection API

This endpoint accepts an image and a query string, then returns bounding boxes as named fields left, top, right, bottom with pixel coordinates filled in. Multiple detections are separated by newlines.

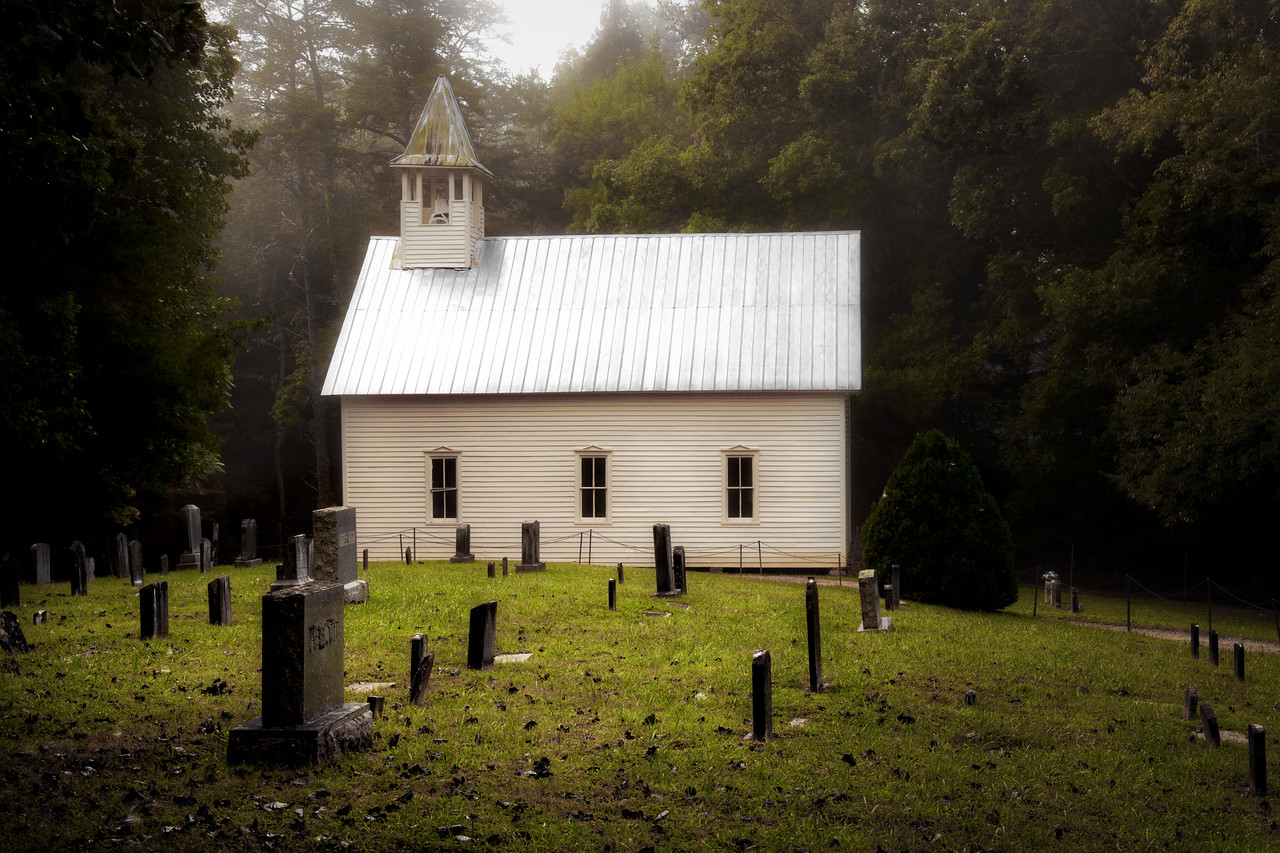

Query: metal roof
left=321, top=232, right=861, bottom=397
left=389, top=76, right=492, bottom=176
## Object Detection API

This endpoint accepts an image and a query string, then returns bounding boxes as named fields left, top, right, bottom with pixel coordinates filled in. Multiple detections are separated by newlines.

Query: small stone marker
left=652, top=524, right=676, bottom=596
left=487, top=561, right=496, bottom=579
left=672, top=546, right=687, bottom=595
left=964, top=688, right=977, bottom=706
left=1051, top=579, right=1062, bottom=608
left=159, top=554, right=169, bottom=575
left=362, top=549, right=369, bottom=571
left=208, top=575, right=232, bottom=626
left=1191, top=623, right=1199, bottom=658
left=467, top=601, right=498, bottom=670
left=617, top=562, right=624, bottom=584
left=409, top=633, right=434, bottom=706
left=29, top=544, right=50, bottom=586
left=272, top=534, right=311, bottom=590
left=608, top=578, right=617, bottom=611
left=1249, top=724, right=1267, bottom=795
left=805, top=578, right=823, bottom=693
left=178, top=504, right=201, bottom=570
left=235, top=519, right=262, bottom=568
left=1209, top=630, right=1219, bottom=666
left=0, top=611, right=31, bottom=654
left=367, top=696, right=385, bottom=720
left=227, top=580, right=372, bottom=766
left=140, top=581, right=169, bottom=640
left=200, top=538, right=212, bottom=574
left=502, top=556, right=508, bottom=578
left=0, top=554, right=18, bottom=608
left=405, top=547, right=411, bottom=565
left=1182, top=686, right=1199, bottom=721
left=1042, top=571, right=1057, bottom=604
left=85, top=556, right=96, bottom=583
left=128, top=540, right=145, bottom=587
left=1070, top=587, right=1081, bottom=614
left=33, top=610, right=47, bottom=625
left=1200, top=701, right=1220, bottom=747
left=114, top=532, right=129, bottom=579
left=517, top=522, right=546, bottom=572
left=1234, top=643, right=1245, bottom=681
left=70, top=541, right=88, bottom=596
left=751, top=650, right=773, bottom=742
left=313, top=506, right=367, bottom=603
left=858, top=569, right=890, bottom=631
left=451, top=524, right=475, bottom=563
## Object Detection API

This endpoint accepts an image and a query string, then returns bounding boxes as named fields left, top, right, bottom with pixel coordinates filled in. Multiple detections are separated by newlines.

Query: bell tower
left=391, top=77, right=492, bottom=269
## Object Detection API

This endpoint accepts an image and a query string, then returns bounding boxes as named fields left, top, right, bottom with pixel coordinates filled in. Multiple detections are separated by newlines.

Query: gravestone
left=487, top=561, right=496, bottom=579
left=200, top=538, right=212, bottom=574
left=33, top=611, right=47, bottom=625
left=1051, top=580, right=1062, bottom=608
left=805, top=578, right=823, bottom=693
left=617, top=562, right=624, bottom=584
left=964, top=688, right=977, bottom=706
left=451, top=524, right=475, bottom=563
left=467, top=601, right=498, bottom=670
left=1200, top=701, right=1220, bottom=747
left=362, top=549, right=368, bottom=572
left=1191, top=623, right=1200, bottom=658
left=29, top=544, right=50, bottom=586
left=70, top=541, right=88, bottom=596
left=114, top=533, right=129, bottom=579
left=272, top=535, right=311, bottom=590
left=409, top=633, right=434, bottom=706
left=858, top=569, right=891, bottom=631
left=1, top=555, right=19, bottom=608
left=516, top=521, right=546, bottom=573
left=502, top=556, right=508, bottom=578
left=751, top=650, right=773, bottom=742
left=227, top=580, right=372, bottom=766
left=312, top=506, right=368, bottom=603
left=1234, top=643, right=1245, bottom=681
left=0, top=611, right=31, bottom=654
left=128, top=540, right=145, bottom=587
left=208, top=575, right=232, bottom=626
left=178, top=504, right=201, bottom=570
left=139, top=581, right=169, bottom=640
left=1209, top=630, right=1219, bottom=666
left=608, top=578, right=617, bottom=612
left=85, top=557, right=95, bottom=582
left=1249, top=724, right=1267, bottom=796
left=1070, top=587, right=1081, bottom=614
left=159, top=554, right=169, bottom=575
left=672, top=546, right=687, bottom=595
left=652, top=524, right=676, bottom=596
left=1042, top=572, right=1057, bottom=604
left=367, top=696, right=385, bottom=719
left=1182, top=686, right=1199, bottom=721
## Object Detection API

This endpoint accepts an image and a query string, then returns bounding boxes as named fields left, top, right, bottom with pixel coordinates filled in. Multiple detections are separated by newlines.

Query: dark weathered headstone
left=200, top=538, right=212, bottom=574
left=70, top=541, right=88, bottom=596
left=1209, top=630, right=1219, bottom=666
left=1191, top=623, right=1200, bottom=658
left=1249, top=724, right=1267, bottom=796
left=467, top=601, right=498, bottom=670
left=208, top=575, right=232, bottom=626
left=362, top=549, right=369, bottom=572
left=1182, top=686, right=1199, bottom=721
left=1, top=554, right=19, bottom=609
left=405, top=547, right=411, bottom=565
left=451, top=524, right=475, bottom=563
left=751, top=649, right=773, bottom=742
left=178, top=504, right=201, bottom=570
left=85, top=556, right=95, bottom=582
left=487, top=561, right=496, bottom=579
left=617, top=562, right=624, bottom=584
left=805, top=578, right=823, bottom=693
left=159, top=554, right=169, bottom=575
left=29, top=544, right=50, bottom=586
left=858, top=570, right=889, bottom=631
left=672, top=546, right=687, bottom=595
left=272, top=535, right=311, bottom=590
left=517, top=521, right=546, bottom=573
left=1200, top=701, right=1220, bottom=747
left=608, top=578, right=617, bottom=612
left=235, top=518, right=262, bottom=568
left=1234, top=643, right=1245, bottom=681
left=128, top=540, right=145, bottom=587
left=409, top=633, right=434, bottom=706
left=652, top=524, right=675, bottom=595
left=1070, top=587, right=1081, bottom=614
left=313, top=506, right=367, bottom=603
left=1051, top=579, right=1062, bottom=608
left=1042, top=572, right=1057, bottom=604
left=33, top=610, right=47, bottom=625
left=964, top=688, right=977, bottom=706
left=227, top=580, right=371, bottom=767
left=140, top=581, right=169, bottom=640
left=367, top=696, right=385, bottom=719
left=502, top=556, right=508, bottom=578
left=0, top=611, right=31, bottom=654
left=114, top=533, right=129, bottom=579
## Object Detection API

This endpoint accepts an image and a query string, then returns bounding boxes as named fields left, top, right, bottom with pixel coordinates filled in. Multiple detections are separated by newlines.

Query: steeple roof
left=390, top=76, right=492, bottom=176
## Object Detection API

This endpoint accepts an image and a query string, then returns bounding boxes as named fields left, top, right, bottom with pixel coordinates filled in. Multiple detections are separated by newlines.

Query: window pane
left=594, top=487, right=606, bottom=517
left=594, top=457, right=605, bottom=484
left=432, top=491, right=445, bottom=519
left=739, top=458, right=753, bottom=488
left=443, top=457, right=456, bottom=489
left=444, top=490, right=457, bottom=519
left=727, top=457, right=740, bottom=488
left=728, top=490, right=740, bottom=518
left=582, top=456, right=593, bottom=486
left=432, top=458, right=443, bottom=489
left=740, top=488, right=753, bottom=518
left=582, top=488, right=594, bottom=518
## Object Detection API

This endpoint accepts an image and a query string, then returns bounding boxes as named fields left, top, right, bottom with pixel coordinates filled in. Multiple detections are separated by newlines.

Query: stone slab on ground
left=227, top=703, right=372, bottom=767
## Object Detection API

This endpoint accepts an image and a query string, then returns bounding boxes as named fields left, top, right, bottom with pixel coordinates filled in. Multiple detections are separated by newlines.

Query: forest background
left=3, top=0, right=1277, bottom=595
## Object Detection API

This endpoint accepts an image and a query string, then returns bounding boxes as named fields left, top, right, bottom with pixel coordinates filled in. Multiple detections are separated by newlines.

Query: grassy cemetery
left=2, top=556, right=1278, bottom=852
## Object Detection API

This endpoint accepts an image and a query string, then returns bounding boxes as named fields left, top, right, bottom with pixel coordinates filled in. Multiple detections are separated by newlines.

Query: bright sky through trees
left=490, top=0, right=609, bottom=77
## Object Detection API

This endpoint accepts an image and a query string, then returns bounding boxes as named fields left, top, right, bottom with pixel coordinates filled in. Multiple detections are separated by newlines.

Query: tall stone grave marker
left=751, top=650, right=773, bottom=742
left=652, top=524, right=676, bottom=596
left=200, top=538, right=212, bottom=574
left=29, top=544, right=50, bottom=586
left=70, top=541, right=88, bottom=596
left=140, top=581, right=169, bottom=640
left=235, top=519, right=262, bottom=568
left=208, top=575, right=232, bottom=626
left=85, top=557, right=95, bottom=582
left=227, top=580, right=372, bottom=766
left=467, top=601, right=498, bottom=670
left=1, top=554, right=18, bottom=608
left=451, top=524, right=475, bottom=563
left=672, top=545, right=687, bottom=595
left=805, top=578, right=823, bottom=693
left=409, top=633, right=434, bottom=706
left=516, top=521, right=546, bottom=573
left=313, top=506, right=368, bottom=603
left=1249, top=724, right=1267, bottom=796
left=114, top=533, right=129, bottom=580
left=858, top=569, right=891, bottom=631
left=128, top=540, right=145, bottom=587
left=178, top=504, right=201, bottom=570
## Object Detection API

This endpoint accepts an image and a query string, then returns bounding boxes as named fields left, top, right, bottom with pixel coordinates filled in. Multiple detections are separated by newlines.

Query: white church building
left=321, top=77, right=862, bottom=569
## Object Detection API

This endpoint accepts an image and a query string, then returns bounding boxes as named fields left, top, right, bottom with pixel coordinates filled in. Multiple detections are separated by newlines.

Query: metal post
left=412, top=528, right=417, bottom=563
left=1273, top=599, right=1280, bottom=645
left=757, top=540, right=763, bottom=575
left=1207, top=578, right=1213, bottom=633
left=1033, top=574, right=1038, bottom=617
left=739, top=544, right=743, bottom=574
left=837, top=553, right=842, bottom=587
left=588, top=529, right=593, bottom=566
left=578, top=531, right=583, bottom=564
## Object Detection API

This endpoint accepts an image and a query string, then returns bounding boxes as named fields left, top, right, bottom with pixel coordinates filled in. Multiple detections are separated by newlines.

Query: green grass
left=2, top=562, right=1278, bottom=851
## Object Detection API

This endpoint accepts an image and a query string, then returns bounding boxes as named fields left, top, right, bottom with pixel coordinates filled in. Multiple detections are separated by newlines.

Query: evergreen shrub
left=862, top=430, right=1017, bottom=611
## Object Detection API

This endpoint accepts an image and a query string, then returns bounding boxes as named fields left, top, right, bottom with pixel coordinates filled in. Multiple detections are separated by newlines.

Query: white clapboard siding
left=340, top=391, right=849, bottom=569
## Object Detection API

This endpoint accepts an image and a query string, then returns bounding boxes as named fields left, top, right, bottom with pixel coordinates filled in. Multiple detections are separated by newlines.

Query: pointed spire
left=391, top=76, right=492, bottom=176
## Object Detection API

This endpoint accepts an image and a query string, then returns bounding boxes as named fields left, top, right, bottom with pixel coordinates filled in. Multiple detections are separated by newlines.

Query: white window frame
left=575, top=446, right=612, bottom=524
left=425, top=448, right=460, bottom=522
left=722, top=446, right=759, bottom=524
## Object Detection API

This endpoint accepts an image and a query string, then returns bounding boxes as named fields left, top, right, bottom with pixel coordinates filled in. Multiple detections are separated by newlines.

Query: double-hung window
left=428, top=453, right=458, bottom=520
left=725, top=449, right=757, bottom=522
left=577, top=448, right=610, bottom=523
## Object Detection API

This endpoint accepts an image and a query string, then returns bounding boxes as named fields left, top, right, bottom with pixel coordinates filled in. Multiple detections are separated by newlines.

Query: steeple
left=391, top=77, right=492, bottom=269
